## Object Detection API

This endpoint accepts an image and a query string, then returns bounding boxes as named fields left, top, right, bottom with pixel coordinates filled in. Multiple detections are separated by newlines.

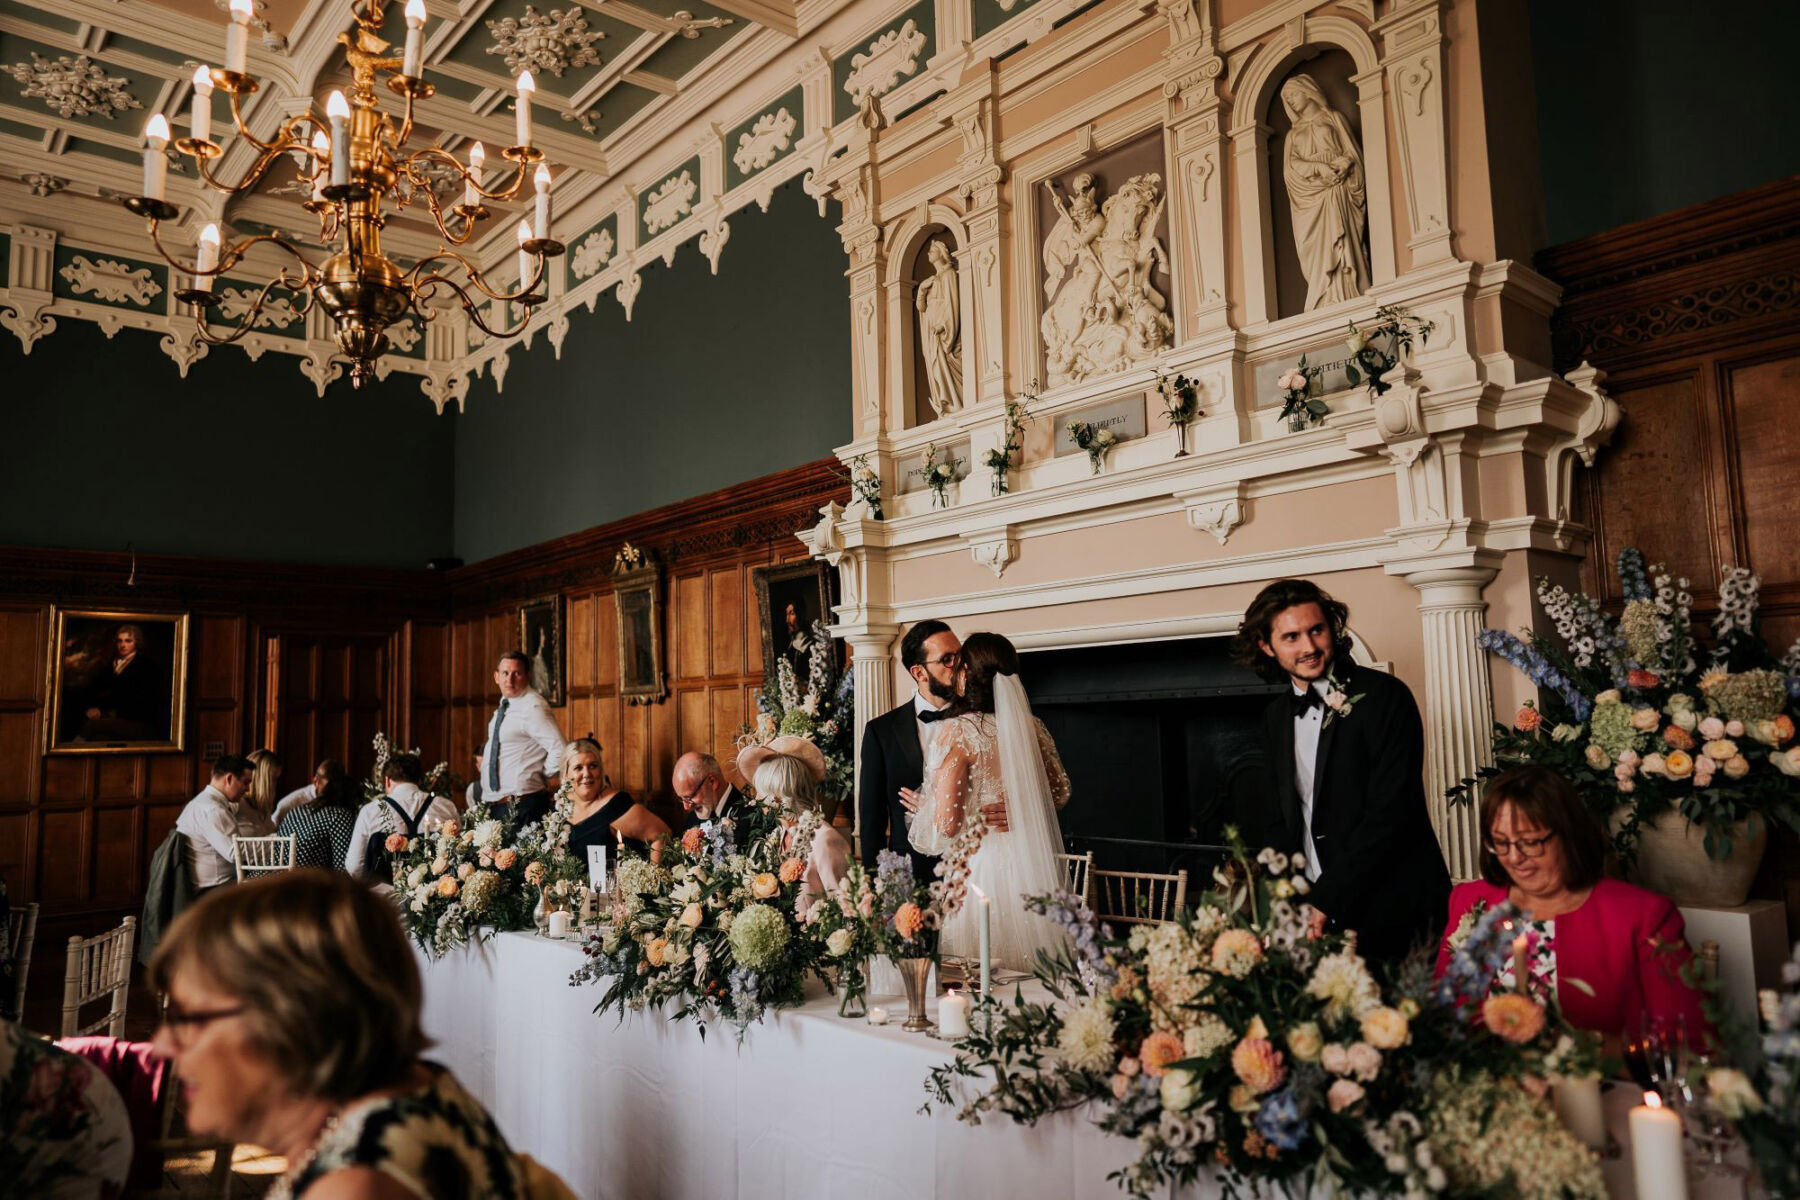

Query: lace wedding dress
left=908, top=676, right=1072, bottom=970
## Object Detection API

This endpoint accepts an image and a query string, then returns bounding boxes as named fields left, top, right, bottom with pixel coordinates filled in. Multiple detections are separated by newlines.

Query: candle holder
left=521, top=238, right=565, bottom=259
left=452, top=202, right=491, bottom=223
left=503, top=145, right=544, bottom=164
left=175, top=137, right=224, bottom=160
left=386, top=75, right=435, bottom=100
left=124, top=196, right=180, bottom=222
left=897, top=956, right=935, bottom=1033
left=176, top=288, right=222, bottom=308
left=320, top=182, right=372, bottom=204
left=208, top=68, right=256, bottom=95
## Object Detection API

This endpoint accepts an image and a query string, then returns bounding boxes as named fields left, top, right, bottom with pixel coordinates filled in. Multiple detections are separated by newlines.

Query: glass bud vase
left=991, top=469, right=1009, bottom=497
left=837, top=957, right=869, bottom=1018
left=1173, top=419, right=1190, bottom=458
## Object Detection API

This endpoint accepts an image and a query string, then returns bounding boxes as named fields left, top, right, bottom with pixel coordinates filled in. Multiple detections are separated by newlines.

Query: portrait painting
left=46, top=608, right=189, bottom=754
left=518, top=595, right=566, bottom=706
left=611, top=543, right=666, bottom=705
left=752, top=561, right=837, bottom=685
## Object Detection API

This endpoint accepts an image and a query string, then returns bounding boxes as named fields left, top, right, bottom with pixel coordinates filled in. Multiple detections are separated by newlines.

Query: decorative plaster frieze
left=733, top=107, right=797, bottom=173
left=1177, top=482, right=1245, bottom=545
left=486, top=5, right=607, bottom=77
left=570, top=226, right=616, bottom=278
left=7, top=52, right=142, bottom=121
left=158, top=329, right=208, bottom=377
left=843, top=19, right=926, bottom=108
left=0, top=302, right=57, bottom=353
left=387, top=320, right=423, bottom=352
left=698, top=216, right=731, bottom=274
left=21, top=172, right=69, bottom=197
left=962, top=527, right=1019, bottom=578
left=616, top=268, right=644, bottom=319
left=215, top=285, right=301, bottom=330
left=58, top=255, right=162, bottom=306
left=643, top=170, right=698, bottom=233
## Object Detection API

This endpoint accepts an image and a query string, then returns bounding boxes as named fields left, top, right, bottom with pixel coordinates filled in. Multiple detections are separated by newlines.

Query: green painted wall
left=0, top=320, right=455, bottom=567
left=452, top=179, right=851, bottom=564
left=1532, top=0, right=1800, bottom=245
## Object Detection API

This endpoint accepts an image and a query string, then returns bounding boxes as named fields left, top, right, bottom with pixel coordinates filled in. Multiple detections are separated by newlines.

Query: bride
left=904, top=632, right=1072, bottom=970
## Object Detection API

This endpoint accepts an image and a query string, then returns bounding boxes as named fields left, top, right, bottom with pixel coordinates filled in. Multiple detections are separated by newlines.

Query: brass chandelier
left=122, top=0, right=564, bottom=387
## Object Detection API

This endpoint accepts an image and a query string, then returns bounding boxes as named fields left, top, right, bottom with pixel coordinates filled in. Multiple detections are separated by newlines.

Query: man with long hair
left=1232, top=579, right=1449, bottom=961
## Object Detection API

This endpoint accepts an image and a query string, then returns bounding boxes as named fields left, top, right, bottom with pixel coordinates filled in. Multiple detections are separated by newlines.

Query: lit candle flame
left=144, top=113, right=171, bottom=145
left=229, top=0, right=252, bottom=20
left=516, top=219, right=533, bottom=246
left=517, top=70, right=536, bottom=95
left=534, top=163, right=551, bottom=192
left=192, top=64, right=213, bottom=93
left=405, top=0, right=427, bottom=26
left=326, top=90, right=350, bottom=120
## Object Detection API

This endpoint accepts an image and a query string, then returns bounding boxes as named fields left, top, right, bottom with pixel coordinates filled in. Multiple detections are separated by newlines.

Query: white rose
left=1551, top=723, right=1583, bottom=744
left=1346, top=328, right=1367, bottom=354
left=1160, top=1068, right=1201, bottom=1113
left=1096, top=428, right=1117, bottom=446
left=826, top=928, right=855, bottom=957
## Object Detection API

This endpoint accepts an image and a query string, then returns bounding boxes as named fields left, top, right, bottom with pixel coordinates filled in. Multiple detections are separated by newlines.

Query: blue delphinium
left=1434, top=900, right=1523, bottom=1010
left=1617, top=547, right=1652, bottom=602
left=1253, top=1090, right=1308, bottom=1151
left=1476, top=630, right=1593, bottom=722
left=729, top=967, right=764, bottom=1022
left=1025, top=889, right=1118, bottom=987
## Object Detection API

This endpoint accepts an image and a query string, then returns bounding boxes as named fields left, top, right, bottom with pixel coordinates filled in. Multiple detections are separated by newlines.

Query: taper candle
left=1628, top=1090, right=1688, bottom=1200
left=225, top=0, right=252, bottom=74
left=194, top=223, right=220, bottom=293
left=1512, top=928, right=1529, bottom=994
left=533, top=163, right=551, bottom=239
left=326, top=91, right=350, bottom=187
left=514, top=70, right=535, bottom=146
left=402, top=0, right=427, bottom=78
left=142, top=114, right=170, bottom=200
left=969, top=882, right=991, bottom=1005
left=190, top=64, right=214, bottom=144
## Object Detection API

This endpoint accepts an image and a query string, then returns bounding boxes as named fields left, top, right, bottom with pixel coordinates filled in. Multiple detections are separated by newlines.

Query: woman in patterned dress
left=276, top=761, right=359, bottom=871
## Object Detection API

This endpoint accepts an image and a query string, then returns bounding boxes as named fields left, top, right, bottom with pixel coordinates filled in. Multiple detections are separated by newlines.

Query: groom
left=857, top=620, right=961, bottom=881
left=1234, top=578, right=1449, bottom=962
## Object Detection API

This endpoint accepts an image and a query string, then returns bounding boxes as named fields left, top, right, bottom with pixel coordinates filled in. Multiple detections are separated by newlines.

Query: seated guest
left=2, top=1017, right=133, bottom=1195
left=739, top=737, right=847, bottom=920
left=149, top=871, right=560, bottom=1198
left=563, top=739, right=670, bottom=865
left=238, top=748, right=282, bottom=838
left=672, top=751, right=746, bottom=826
left=176, top=754, right=255, bottom=890
left=273, top=758, right=347, bottom=824
left=1436, top=765, right=1706, bottom=1050
left=277, top=761, right=358, bottom=871
left=346, top=753, right=458, bottom=882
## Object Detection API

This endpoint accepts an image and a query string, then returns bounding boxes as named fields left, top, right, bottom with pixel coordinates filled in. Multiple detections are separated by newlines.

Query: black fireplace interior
left=1018, top=636, right=1285, bottom=880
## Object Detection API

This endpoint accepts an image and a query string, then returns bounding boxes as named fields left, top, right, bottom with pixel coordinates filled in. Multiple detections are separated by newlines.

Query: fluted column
left=845, top=627, right=899, bottom=848
left=1407, top=566, right=1497, bottom=880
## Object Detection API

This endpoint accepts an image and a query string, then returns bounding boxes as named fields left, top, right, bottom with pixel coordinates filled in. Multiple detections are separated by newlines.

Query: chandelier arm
left=148, top=222, right=318, bottom=280
left=190, top=266, right=320, bottom=348
left=411, top=272, right=536, bottom=340
left=400, top=147, right=531, bottom=206
left=409, top=247, right=546, bottom=306
left=223, top=88, right=323, bottom=156
left=394, top=149, right=489, bottom=246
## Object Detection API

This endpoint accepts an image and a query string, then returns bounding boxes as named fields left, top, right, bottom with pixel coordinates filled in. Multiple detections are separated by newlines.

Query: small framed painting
left=518, top=594, right=566, bottom=706
left=611, top=543, right=666, bottom=705
left=45, top=608, right=190, bottom=754
left=751, top=560, right=837, bottom=685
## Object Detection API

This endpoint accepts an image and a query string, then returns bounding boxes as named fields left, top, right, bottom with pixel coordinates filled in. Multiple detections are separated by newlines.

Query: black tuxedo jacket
left=1261, top=662, right=1450, bottom=962
left=856, top=701, right=937, bottom=879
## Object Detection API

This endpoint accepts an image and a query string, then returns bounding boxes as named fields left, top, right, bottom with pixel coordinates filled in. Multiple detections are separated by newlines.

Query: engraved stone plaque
left=1052, top=393, right=1148, bottom=457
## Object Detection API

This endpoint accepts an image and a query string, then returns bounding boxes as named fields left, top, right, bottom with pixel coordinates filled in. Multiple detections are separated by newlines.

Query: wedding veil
left=992, top=672, right=1068, bottom=913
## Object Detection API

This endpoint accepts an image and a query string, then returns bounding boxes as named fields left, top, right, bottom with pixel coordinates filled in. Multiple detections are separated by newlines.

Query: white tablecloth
left=416, top=933, right=1741, bottom=1200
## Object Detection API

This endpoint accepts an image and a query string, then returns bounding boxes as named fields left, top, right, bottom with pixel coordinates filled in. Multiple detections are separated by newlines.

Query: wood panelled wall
left=1542, top=174, right=1800, bottom=919
left=424, top=460, right=846, bottom=821
left=0, top=548, right=431, bottom=942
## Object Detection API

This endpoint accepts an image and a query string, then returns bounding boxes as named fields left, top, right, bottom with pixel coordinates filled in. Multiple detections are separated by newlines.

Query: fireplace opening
left=1018, top=636, right=1284, bottom=881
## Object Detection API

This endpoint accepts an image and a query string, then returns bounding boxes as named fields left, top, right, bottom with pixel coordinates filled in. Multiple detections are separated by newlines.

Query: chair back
left=232, top=835, right=295, bottom=882
left=1054, top=851, right=1094, bottom=908
left=6, top=901, right=37, bottom=1019
left=63, top=916, right=136, bottom=1038
left=1091, top=868, right=1188, bottom=926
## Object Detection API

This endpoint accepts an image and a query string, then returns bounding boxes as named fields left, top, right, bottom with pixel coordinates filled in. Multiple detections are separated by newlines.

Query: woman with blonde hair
left=238, top=748, right=282, bottom=837
left=149, top=870, right=571, bottom=1198
left=738, top=736, right=849, bottom=919
left=560, top=738, right=670, bottom=865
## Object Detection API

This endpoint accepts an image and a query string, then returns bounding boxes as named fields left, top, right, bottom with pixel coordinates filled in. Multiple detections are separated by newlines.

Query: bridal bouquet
left=572, top=814, right=824, bottom=1034
left=1457, top=547, right=1800, bottom=864
left=750, top=621, right=854, bottom=815
left=922, top=837, right=1602, bottom=1199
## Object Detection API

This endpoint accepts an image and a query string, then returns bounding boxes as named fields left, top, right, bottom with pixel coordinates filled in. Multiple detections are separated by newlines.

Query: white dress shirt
left=272, top=783, right=316, bottom=825
left=913, top=692, right=944, bottom=762
left=478, top=689, right=566, bottom=796
left=176, top=785, right=240, bottom=888
left=1292, top=679, right=1330, bottom=882
left=345, top=782, right=460, bottom=876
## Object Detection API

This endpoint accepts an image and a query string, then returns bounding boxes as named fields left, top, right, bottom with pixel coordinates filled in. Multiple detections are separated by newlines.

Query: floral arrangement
left=1722, top=938, right=1800, bottom=1196
left=1455, top=547, right=1800, bottom=863
left=362, top=731, right=458, bottom=804
left=922, top=836, right=1603, bottom=1200
left=845, top=453, right=883, bottom=519
left=1344, top=304, right=1434, bottom=398
left=1155, top=370, right=1202, bottom=428
left=805, top=851, right=939, bottom=1015
left=747, top=620, right=854, bottom=817
left=1066, top=420, right=1119, bottom=475
left=1275, top=357, right=1326, bottom=431
left=571, top=815, right=824, bottom=1035
left=983, top=391, right=1035, bottom=496
left=912, top=441, right=964, bottom=509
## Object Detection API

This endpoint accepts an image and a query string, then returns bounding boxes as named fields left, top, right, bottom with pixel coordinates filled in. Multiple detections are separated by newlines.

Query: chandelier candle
left=194, top=223, right=220, bottom=293
left=516, top=220, right=533, bottom=292
left=190, top=65, right=213, bottom=144
left=225, top=0, right=252, bottom=74
left=309, top=131, right=329, bottom=201
left=141, top=114, right=170, bottom=201
left=402, top=0, right=426, bottom=77
left=515, top=70, right=535, bottom=147
left=533, top=164, right=551, bottom=239
left=327, top=91, right=350, bottom=187
left=464, top=141, right=484, bottom=207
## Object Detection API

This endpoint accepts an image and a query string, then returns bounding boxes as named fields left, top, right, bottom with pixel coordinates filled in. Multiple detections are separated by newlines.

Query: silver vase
left=532, top=887, right=551, bottom=935
left=898, top=956, right=935, bottom=1033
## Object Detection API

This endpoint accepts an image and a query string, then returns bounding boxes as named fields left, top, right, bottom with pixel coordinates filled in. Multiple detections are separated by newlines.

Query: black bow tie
left=919, top=708, right=951, bottom=724
left=1291, top=688, right=1323, bottom=717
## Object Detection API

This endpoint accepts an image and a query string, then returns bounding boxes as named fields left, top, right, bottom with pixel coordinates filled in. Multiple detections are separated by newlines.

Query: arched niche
left=1229, top=20, right=1397, bottom=327
left=1265, top=48, right=1367, bottom=320
left=882, top=206, right=972, bottom=431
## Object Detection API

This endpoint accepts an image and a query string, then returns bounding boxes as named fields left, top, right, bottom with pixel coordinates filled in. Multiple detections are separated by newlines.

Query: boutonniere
left=1321, top=673, right=1367, bottom=725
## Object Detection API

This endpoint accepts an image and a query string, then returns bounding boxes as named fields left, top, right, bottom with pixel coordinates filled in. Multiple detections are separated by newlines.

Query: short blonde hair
left=561, top=737, right=603, bottom=780
left=148, top=870, right=427, bottom=1102
left=753, top=753, right=818, bottom=813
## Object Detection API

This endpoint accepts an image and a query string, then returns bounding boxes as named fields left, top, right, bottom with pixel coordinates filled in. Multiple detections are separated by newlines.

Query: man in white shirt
left=175, top=755, right=255, bottom=889
left=478, top=650, right=566, bottom=831
left=345, top=752, right=460, bottom=880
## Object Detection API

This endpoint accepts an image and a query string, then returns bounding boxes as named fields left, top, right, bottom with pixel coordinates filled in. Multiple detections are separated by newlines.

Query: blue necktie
left=486, top=699, right=509, bottom=791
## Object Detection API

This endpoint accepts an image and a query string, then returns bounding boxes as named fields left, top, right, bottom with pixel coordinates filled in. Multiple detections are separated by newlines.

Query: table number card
left=587, top=844, right=608, bottom=893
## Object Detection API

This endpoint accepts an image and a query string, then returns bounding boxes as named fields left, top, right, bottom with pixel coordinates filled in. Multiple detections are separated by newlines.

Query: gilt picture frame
left=611, top=543, right=666, bottom=705
left=45, top=607, right=190, bottom=754
left=752, top=560, right=837, bottom=686
left=518, top=594, right=566, bottom=706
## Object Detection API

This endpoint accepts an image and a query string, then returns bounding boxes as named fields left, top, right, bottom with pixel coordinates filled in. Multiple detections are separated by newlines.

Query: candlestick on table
left=969, top=883, right=992, bottom=1015
left=1552, top=1075, right=1606, bottom=1149
left=402, top=0, right=427, bottom=78
left=225, top=0, right=252, bottom=75
left=190, top=64, right=214, bottom=144
left=938, top=986, right=971, bottom=1040
left=1629, top=1089, right=1688, bottom=1200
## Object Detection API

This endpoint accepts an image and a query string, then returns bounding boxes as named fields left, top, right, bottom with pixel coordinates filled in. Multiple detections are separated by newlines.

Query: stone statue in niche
left=1039, top=172, right=1172, bottom=388
left=1281, top=74, right=1371, bottom=309
left=915, top=240, right=963, bottom=416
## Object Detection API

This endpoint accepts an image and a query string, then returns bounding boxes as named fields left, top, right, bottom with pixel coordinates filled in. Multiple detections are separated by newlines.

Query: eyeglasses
left=922, top=652, right=962, bottom=669
left=158, top=999, right=244, bottom=1046
left=1484, top=832, right=1557, bottom=859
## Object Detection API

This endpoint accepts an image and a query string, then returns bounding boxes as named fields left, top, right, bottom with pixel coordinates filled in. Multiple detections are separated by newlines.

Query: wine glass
left=1632, top=1015, right=1691, bottom=1108
left=1685, top=1056, right=1750, bottom=1181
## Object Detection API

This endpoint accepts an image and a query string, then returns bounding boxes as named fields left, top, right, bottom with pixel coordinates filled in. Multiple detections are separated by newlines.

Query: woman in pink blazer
left=1435, top=766, right=1706, bottom=1051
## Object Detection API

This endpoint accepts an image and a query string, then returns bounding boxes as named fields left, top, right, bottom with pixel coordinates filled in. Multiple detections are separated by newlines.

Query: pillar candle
left=463, top=141, right=484, bottom=207
left=142, top=114, right=170, bottom=200
left=225, top=0, right=252, bottom=74
left=326, top=91, right=350, bottom=187
left=402, top=0, right=427, bottom=78
left=514, top=70, right=535, bottom=146
left=547, top=910, right=571, bottom=938
left=1628, top=1090, right=1688, bottom=1200
left=1552, top=1076, right=1607, bottom=1150
left=938, top=987, right=970, bottom=1039
left=533, top=163, right=551, bottom=240
left=190, top=65, right=214, bottom=144
left=194, top=223, right=220, bottom=293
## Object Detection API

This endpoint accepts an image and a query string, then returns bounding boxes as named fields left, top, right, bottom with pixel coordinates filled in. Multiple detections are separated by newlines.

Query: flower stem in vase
left=837, top=957, right=868, bottom=1018
left=1174, top=419, right=1190, bottom=458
